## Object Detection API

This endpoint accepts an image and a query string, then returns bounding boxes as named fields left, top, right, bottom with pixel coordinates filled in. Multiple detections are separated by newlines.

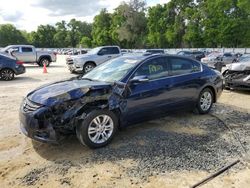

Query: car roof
left=5, top=45, right=34, bottom=48
left=98, top=46, right=120, bottom=48
left=122, top=54, right=199, bottom=62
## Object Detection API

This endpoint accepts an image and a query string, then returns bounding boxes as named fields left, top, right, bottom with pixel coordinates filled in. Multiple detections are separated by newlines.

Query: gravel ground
left=0, top=56, right=250, bottom=188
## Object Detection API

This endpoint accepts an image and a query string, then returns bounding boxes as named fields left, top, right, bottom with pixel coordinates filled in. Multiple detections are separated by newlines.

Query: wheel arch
left=84, top=61, right=97, bottom=67
left=75, top=100, right=122, bottom=128
left=38, top=55, right=52, bottom=63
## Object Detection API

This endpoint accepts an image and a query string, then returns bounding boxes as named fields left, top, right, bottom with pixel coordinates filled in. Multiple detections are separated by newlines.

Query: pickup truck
left=1, top=45, right=57, bottom=67
left=66, top=46, right=121, bottom=73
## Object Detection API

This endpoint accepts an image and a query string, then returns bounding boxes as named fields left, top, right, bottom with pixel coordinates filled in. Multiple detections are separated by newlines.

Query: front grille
left=23, top=98, right=41, bottom=113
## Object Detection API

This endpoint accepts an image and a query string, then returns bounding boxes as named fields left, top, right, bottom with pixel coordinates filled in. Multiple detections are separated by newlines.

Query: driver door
left=123, top=57, right=174, bottom=124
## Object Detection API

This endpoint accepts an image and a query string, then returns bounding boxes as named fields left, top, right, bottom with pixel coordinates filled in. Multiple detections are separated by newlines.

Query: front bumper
left=66, top=61, right=83, bottom=72
left=225, top=80, right=250, bottom=90
left=19, top=104, right=59, bottom=143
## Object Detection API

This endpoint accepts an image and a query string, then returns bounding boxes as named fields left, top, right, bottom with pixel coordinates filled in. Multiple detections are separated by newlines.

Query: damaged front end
left=19, top=80, right=129, bottom=143
left=223, top=62, right=250, bottom=90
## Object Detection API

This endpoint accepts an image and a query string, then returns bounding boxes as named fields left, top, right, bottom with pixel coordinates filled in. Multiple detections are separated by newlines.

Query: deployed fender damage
left=223, top=61, right=250, bottom=90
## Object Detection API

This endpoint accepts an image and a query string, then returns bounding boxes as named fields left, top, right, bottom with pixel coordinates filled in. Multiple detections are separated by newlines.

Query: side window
left=22, top=47, right=33, bottom=52
left=169, top=58, right=200, bottom=76
left=98, top=48, right=109, bottom=55
left=134, top=57, right=169, bottom=80
left=109, top=47, right=120, bottom=54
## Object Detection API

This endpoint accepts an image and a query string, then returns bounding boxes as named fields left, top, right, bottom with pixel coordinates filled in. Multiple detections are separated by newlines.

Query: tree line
left=0, top=0, right=249, bottom=48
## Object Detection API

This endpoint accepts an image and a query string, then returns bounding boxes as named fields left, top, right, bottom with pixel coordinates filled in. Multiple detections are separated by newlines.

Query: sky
left=0, top=0, right=168, bottom=32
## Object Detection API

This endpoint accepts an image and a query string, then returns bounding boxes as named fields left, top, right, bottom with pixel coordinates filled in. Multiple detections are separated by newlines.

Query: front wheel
left=83, top=62, right=95, bottom=74
left=196, top=88, right=214, bottom=114
left=76, top=110, right=118, bottom=148
left=0, top=69, right=15, bottom=81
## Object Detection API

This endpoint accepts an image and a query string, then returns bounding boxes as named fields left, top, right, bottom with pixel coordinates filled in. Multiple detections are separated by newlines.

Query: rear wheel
left=76, top=110, right=118, bottom=148
left=196, top=88, right=214, bottom=114
left=39, top=58, right=51, bottom=67
left=83, top=62, right=95, bottom=74
left=0, top=69, right=15, bottom=81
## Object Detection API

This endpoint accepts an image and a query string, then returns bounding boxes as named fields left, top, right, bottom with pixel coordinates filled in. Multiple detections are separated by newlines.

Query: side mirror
left=130, top=75, right=149, bottom=84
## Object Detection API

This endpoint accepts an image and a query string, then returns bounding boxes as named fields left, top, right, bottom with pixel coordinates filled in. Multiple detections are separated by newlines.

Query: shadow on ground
left=30, top=103, right=250, bottom=180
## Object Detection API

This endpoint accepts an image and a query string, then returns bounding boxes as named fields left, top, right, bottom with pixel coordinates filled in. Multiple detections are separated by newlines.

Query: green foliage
left=92, top=9, right=113, bottom=46
left=0, top=24, right=27, bottom=46
left=0, top=0, right=250, bottom=48
left=80, top=36, right=92, bottom=48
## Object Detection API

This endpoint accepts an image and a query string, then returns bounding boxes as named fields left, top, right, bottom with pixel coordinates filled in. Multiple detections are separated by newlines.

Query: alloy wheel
left=0, top=69, right=14, bottom=81
left=42, top=59, right=50, bottom=66
left=85, top=64, right=94, bottom=73
left=88, top=115, right=114, bottom=144
left=200, top=91, right=212, bottom=111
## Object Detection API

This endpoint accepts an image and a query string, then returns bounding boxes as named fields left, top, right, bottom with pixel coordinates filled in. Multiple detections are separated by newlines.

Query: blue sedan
left=19, top=54, right=223, bottom=148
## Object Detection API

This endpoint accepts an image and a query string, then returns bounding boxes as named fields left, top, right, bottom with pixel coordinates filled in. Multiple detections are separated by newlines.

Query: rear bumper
left=15, top=65, right=26, bottom=75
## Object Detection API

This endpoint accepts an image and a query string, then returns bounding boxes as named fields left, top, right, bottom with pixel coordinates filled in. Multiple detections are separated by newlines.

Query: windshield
left=82, top=57, right=140, bottom=82
left=87, top=47, right=102, bottom=55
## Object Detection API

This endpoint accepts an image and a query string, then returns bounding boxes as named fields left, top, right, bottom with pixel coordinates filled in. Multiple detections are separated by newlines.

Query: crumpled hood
left=227, top=62, right=250, bottom=71
left=27, top=79, right=111, bottom=106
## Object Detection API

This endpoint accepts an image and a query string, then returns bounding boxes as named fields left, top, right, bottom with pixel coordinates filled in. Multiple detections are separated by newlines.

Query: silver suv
left=66, top=46, right=121, bottom=73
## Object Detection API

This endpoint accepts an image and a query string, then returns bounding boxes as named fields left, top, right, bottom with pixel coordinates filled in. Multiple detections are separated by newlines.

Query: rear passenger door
left=108, top=47, right=120, bottom=58
left=96, top=47, right=114, bottom=64
left=168, top=57, right=202, bottom=106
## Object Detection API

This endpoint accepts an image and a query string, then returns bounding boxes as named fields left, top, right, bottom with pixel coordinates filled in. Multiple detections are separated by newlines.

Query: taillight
left=16, top=61, right=23, bottom=65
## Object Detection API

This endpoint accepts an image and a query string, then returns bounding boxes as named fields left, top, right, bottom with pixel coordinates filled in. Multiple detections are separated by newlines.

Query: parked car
left=0, top=53, right=25, bottom=81
left=121, top=49, right=132, bottom=54
left=66, top=46, right=121, bottom=74
left=20, top=54, right=223, bottom=148
left=223, top=54, right=250, bottom=90
left=145, top=49, right=165, bottom=55
left=177, top=51, right=205, bottom=61
left=1, top=45, right=57, bottom=67
left=201, top=52, right=237, bottom=71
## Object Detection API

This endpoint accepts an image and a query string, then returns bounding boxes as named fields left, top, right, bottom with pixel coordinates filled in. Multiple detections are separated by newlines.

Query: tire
left=0, top=69, right=15, bottom=81
left=196, top=88, right=214, bottom=114
left=39, top=58, right=51, bottom=67
left=83, top=62, right=95, bottom=74
left=76, top=110, right=118, bottom=148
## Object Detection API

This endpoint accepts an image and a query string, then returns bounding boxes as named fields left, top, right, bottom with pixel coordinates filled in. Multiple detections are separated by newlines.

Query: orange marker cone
left=43, top=63, right=47, bottom=73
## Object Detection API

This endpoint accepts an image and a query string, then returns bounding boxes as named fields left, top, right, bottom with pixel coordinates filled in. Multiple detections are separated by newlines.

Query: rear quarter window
left=109, top=47, right=120, bottom=54
left=169, top=58, right=201, bottom=76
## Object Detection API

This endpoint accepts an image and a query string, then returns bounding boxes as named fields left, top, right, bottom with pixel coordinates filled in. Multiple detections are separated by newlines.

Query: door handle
left=108, top=56, right=112, bottom=58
